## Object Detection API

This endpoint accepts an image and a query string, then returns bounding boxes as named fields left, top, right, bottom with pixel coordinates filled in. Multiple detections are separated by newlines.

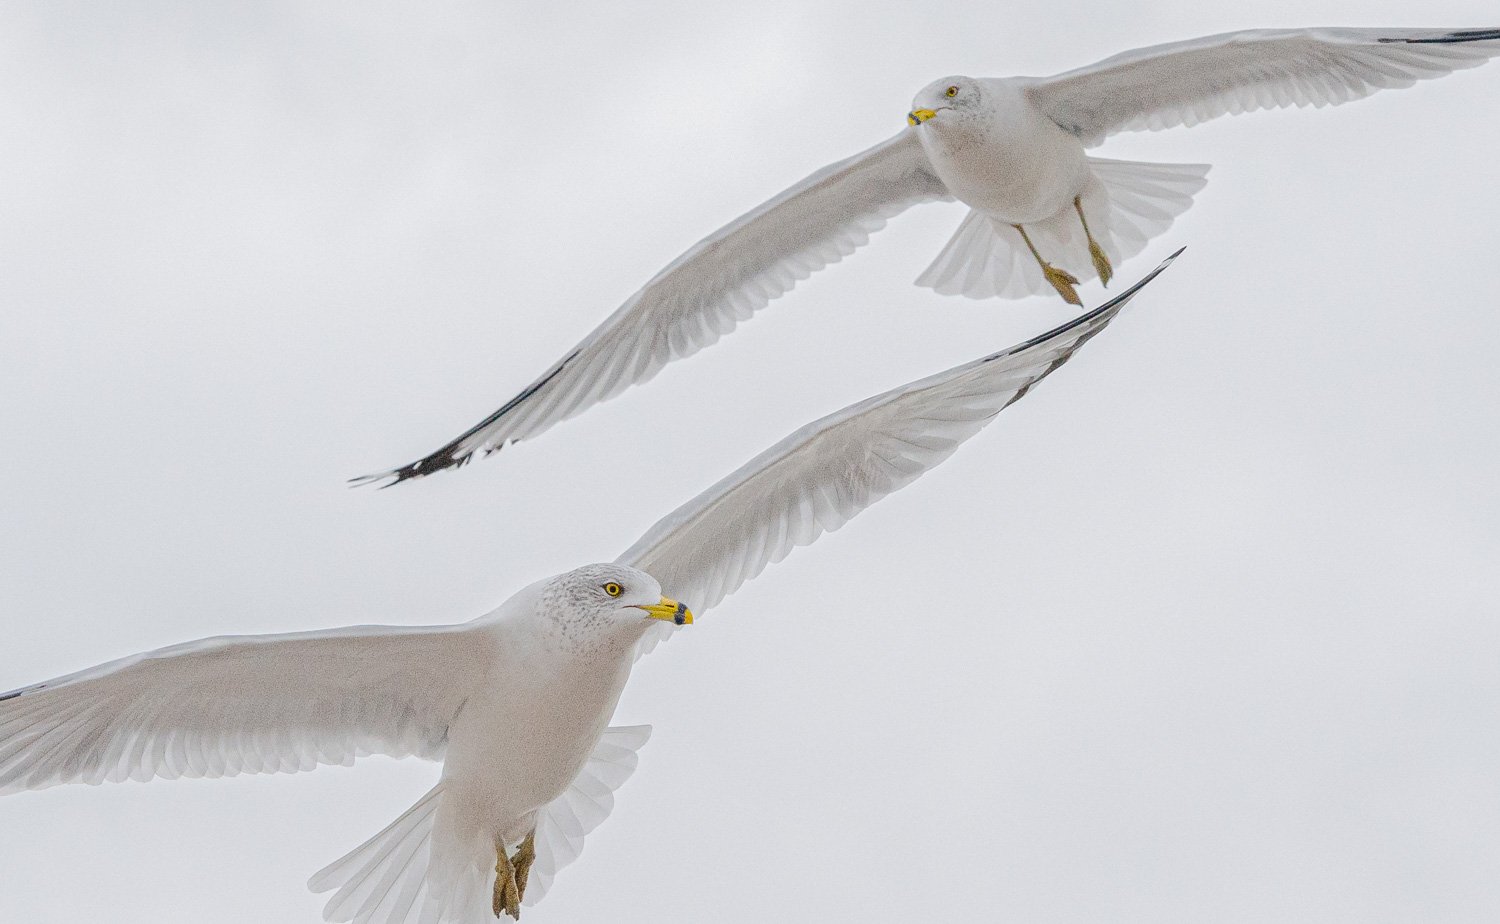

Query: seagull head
left=547, top=564, right=693, bottom=632
left=908, top=76, right=980, bottom=127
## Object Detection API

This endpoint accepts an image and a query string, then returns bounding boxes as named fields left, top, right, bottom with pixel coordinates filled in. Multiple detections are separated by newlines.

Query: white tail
left=915, top=158, right=1210, bottom=300
left=309, top=725, right=652, bottom=924
left=309, top=784, right=448, bottom=924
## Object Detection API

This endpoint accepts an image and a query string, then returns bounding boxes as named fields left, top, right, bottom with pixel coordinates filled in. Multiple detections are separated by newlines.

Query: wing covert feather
left=0, top=623, right=488, bottom=793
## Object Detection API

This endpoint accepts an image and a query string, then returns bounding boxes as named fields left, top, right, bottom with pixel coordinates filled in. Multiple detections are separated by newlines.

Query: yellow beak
left=637, top=596, right=693, bottom=626
left=907, top=108, right=937, bottom=126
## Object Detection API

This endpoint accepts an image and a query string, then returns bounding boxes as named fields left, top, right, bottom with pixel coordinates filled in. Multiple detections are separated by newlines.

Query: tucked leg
left=1013, top=224, right=1081, bottom=306
left=493, top=841, right=522, bottom=920
left=512, top=831, right=537, bottom=904
left=1073, top=195, right=1113, bottom=287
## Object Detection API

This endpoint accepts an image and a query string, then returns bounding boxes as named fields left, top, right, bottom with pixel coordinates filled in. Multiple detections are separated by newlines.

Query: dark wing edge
left=348, top=348, right=583, bottom=488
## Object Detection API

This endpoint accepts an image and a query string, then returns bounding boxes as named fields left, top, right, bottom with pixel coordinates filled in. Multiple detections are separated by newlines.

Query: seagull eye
left=945, top=85, right=959, bottom=98
left=603, top=582, right=623, bottom=598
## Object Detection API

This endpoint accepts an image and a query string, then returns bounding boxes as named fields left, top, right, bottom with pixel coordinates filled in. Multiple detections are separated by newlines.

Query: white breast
left=918, top=78, right=1090, bottom=225
left=439, top=620, right=638, bottom=842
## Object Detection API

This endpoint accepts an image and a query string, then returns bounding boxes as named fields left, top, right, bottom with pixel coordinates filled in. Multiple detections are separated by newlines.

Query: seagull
left=355, top=27, right=1498, bottom=488
left=0, top=255, right=1177, bottom=924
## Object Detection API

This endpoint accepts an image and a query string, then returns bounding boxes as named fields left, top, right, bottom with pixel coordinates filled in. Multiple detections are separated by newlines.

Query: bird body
left=2, top=257, right=1180, bottom=922
left=436, top=576, right=643, bottom=850
left=0, top=561, right=681, bottom=924
left=913, top=77, right=1090, bottom=224
left=905, top=74, right=1207, bottom=303
left=357, top=28, right=1498, bottom=485
left=351, top=567, right=660, bottom=923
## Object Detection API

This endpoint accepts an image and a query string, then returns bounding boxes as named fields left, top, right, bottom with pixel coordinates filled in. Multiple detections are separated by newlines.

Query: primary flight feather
left=1, top=255, right=1177, bottom=924
left=357, top=27, right=1497, bottom=487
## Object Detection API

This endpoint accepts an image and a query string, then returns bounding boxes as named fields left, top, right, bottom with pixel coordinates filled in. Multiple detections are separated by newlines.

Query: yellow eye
left=945, top=85, right=959, bottom=98
left=603, top=582, right=623, bottom=597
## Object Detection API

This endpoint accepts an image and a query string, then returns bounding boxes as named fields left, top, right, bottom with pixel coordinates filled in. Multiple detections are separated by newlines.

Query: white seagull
left=1, top=257, right=1176, bottom=924
left=356, top=26, right=1498, bottom=487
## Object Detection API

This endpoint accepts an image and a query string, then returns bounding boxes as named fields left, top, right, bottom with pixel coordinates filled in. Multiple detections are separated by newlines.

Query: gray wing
left=0, top=622, right=488, bottom=793
left=357, top=129, right=947, bottom=486
left=1027, top=27, right=1500, bottom=146
left=618, top=251, right=1182, bottom=629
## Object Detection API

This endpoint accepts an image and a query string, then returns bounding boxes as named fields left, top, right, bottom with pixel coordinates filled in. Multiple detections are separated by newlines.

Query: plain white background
left=2, top=2, right=1497, bottom=921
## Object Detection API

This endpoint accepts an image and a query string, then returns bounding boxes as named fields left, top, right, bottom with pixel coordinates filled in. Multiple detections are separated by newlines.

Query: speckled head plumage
left=541, top=564, right=659, bottom=624
left=537, top=565, right=692, bottom=657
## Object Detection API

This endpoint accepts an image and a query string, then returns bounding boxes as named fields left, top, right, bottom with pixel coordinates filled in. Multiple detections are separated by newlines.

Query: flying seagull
left=1, top=255, right=1177, bottom=924
left=355, top=27, right=1497, bottom=487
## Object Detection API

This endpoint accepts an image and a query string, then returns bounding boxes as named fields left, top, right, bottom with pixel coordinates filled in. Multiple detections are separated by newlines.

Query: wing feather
left=619, top=251, right=1182, bottom=623
left=0, top=623, right=488, bottom=794
left=356, top=130, right=948, bottom=486
left=1028, top=27, right=1500, bottom=146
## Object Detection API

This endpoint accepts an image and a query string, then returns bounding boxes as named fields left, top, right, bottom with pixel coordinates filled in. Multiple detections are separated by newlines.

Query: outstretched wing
left=355, top=129, right=947, bottom=487
left=618, top=251, right=1181, bottom=627
left=0, top=622, right=489, bottom=794
left=1027, top=27, right=1500, bottom=147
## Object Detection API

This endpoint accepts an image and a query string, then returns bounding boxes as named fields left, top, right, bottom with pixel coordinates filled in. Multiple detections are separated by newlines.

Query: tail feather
left=310, top=784, right=442, bottom=924
left=915, top=158, right=1210, bottom=300
left=309, top=725, right=653, bottom=923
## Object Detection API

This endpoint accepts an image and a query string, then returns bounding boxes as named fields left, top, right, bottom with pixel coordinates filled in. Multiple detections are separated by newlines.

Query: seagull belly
left=923, top=85, right=1090, bottom=224
left=440, top=653, right=634, bottom=840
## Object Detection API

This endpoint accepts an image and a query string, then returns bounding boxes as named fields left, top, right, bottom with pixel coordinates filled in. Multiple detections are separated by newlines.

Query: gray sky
left=2, top=2, right=1498, bottom=922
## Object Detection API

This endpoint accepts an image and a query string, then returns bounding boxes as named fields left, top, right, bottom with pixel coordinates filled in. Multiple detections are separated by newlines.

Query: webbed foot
left=493, top=844, right=521, bottom=920
left=1087, top=238, right=1113, bottom=287
left=512, top=831, right=536, bottom=904
left=1041, top=263, right=1082, bottom=306
left=1014, top=222, right=1083, bottom=306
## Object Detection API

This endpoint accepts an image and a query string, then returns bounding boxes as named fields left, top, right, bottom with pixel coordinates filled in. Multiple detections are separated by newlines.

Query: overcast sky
left=3, top=2, right=1498, bottom=922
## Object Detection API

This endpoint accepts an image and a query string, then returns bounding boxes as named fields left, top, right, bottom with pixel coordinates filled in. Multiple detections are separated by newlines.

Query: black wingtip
left=981, top=246, right=1184, bottom=365
left=347, top=448, right=479, bottom=489
left=1379, top=28, right=1500, bottom=45
left=1091, top=246, right=1183, bottom=311
left=351, top=347, right=584, bottom=490
left=347, top=471, right=396, bottom=490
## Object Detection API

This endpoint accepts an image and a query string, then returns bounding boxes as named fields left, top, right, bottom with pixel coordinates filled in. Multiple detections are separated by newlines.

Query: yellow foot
left=1088, top=239, right=1114, bottom=287
left=1042, top=263, right=1082, bottom=306
left=512, top=832, right=536, bottom=905
left=493, top=847, right=521, bottom=920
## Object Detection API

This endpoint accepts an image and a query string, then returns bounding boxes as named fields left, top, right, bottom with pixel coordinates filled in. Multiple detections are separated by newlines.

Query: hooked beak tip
left=638, top=597, right=694, bottom=626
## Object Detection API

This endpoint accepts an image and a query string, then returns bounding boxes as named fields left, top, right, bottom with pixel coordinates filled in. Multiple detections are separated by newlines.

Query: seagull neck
left=536, top=609, right=649, bottom=665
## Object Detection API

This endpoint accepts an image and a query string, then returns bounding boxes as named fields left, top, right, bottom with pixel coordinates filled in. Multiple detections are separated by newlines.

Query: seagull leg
left=493, top=840, right=522, bottom=920
left=1013, top=224, right=1081, bottom=306
left=1073, top=195, right=1113, bottom=287
left=511, top=830, right=537, bottom=904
